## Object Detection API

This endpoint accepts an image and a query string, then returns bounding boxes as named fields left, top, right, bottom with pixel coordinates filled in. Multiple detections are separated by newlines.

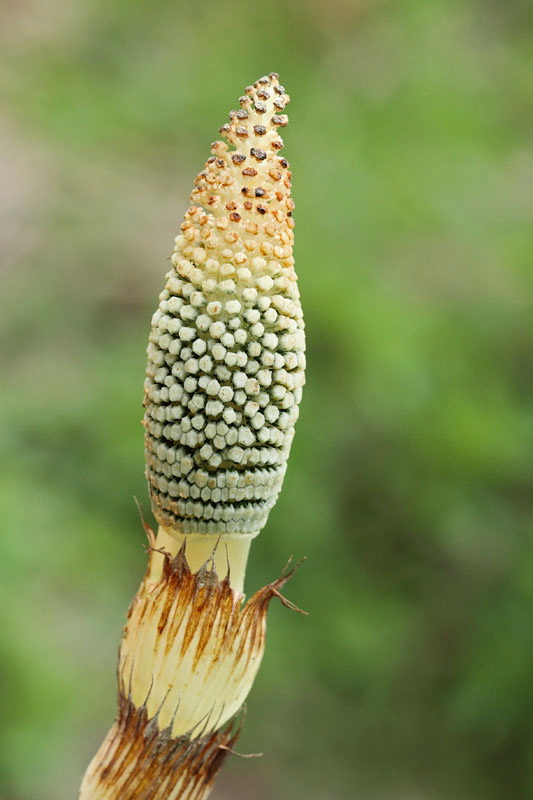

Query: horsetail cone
left=144, top=72, right=305, bottom=536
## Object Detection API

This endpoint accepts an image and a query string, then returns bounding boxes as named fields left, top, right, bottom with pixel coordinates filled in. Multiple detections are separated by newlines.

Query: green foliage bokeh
left=0, top=1, right=532, bottom=798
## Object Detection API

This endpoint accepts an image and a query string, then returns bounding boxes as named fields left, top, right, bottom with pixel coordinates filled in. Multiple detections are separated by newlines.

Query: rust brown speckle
left=250, top=147, right=267, bottom=161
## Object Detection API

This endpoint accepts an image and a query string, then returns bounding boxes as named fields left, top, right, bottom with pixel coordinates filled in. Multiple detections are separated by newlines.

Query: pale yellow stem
left=147, top=526, right=257, bottom=595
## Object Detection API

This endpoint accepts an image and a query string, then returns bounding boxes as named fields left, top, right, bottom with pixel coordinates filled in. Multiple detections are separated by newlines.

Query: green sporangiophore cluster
left=144, top=73, right=305, bottom=535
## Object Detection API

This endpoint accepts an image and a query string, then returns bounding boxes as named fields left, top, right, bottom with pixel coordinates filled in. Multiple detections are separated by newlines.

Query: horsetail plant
left=78, top=72, right=305, bottom=800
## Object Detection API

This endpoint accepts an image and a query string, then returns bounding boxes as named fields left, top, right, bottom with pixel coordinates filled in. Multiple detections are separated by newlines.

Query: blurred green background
left=1, top=0, right=532, bottom=798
